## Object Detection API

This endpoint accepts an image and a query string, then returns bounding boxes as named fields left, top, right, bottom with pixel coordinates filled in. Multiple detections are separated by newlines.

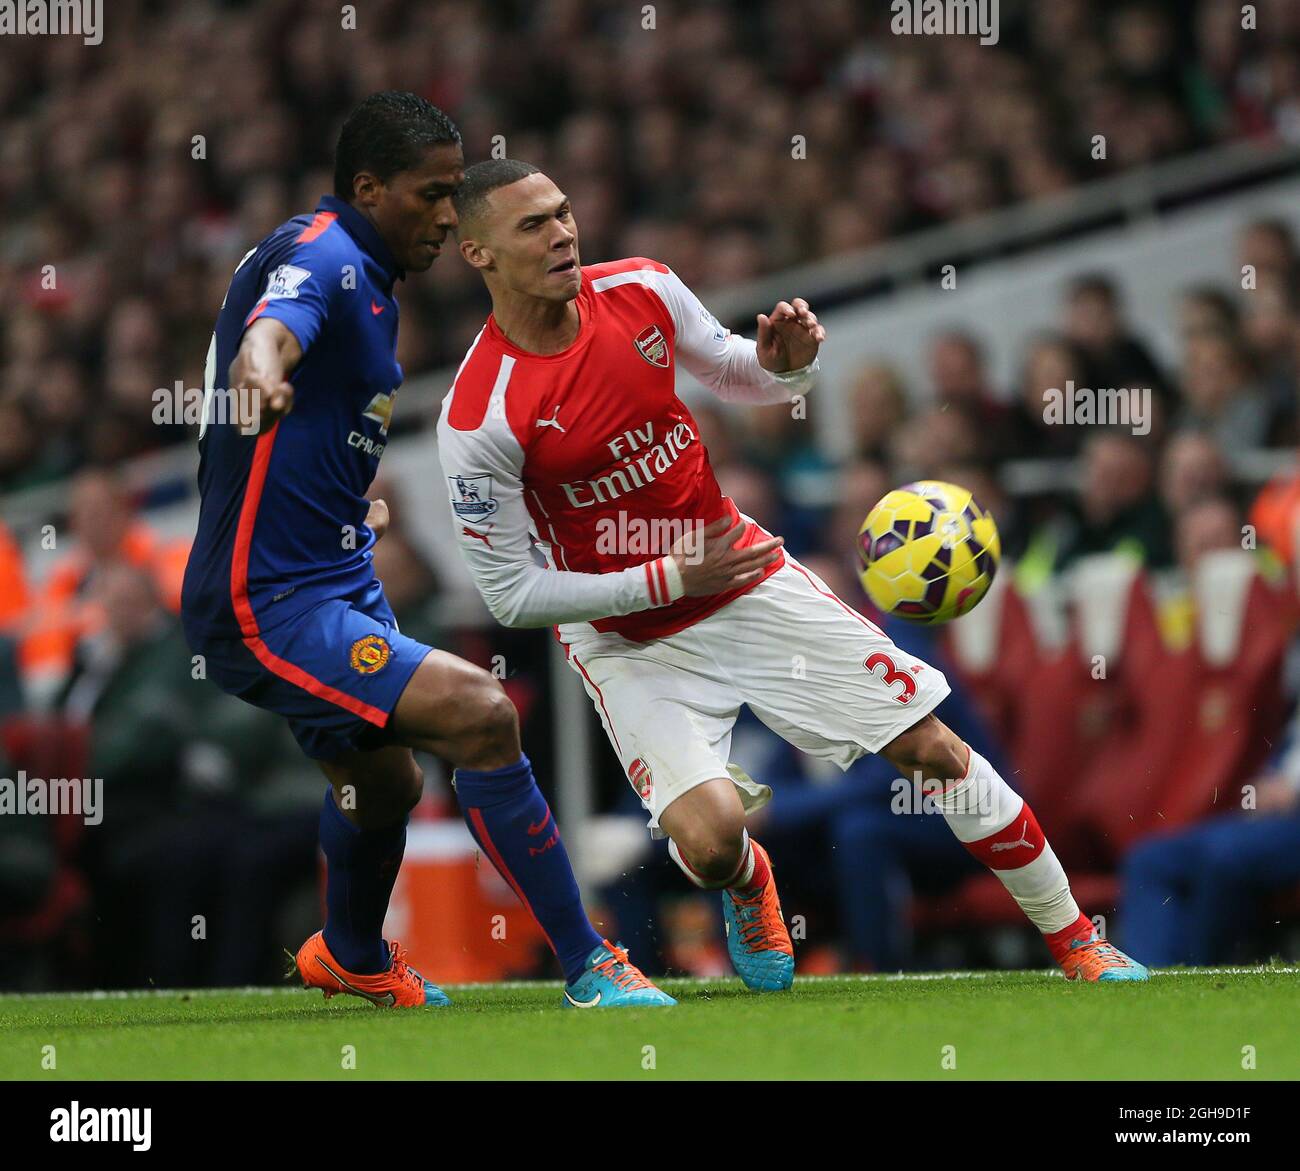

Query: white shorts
left=559, top=557, right=951, bottom=835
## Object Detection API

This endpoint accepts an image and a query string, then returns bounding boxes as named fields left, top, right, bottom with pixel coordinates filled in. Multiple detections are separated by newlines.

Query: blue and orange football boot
left=562, top=940, right=676, bottom=1008
left=294, top=931, right=452, bottom=1007
left=722, top=841, right=794, bottom=991
left=1059, top=929, right=1149, bottom=982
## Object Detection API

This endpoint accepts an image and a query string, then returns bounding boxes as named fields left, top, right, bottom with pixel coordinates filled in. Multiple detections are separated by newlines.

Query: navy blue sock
left=318, top=786, right=406, bottom=975
left=454, top=755, right=602, bottom=984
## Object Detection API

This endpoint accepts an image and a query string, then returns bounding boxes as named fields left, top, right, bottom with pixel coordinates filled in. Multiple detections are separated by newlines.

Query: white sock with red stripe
left=939, top=748, right=1086, bottom=948
left=669, top=828, right=764, bottom=893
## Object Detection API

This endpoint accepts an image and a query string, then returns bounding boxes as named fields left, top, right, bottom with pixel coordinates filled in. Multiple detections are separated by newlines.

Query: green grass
left=1, top=968, right=1296, bottom=1080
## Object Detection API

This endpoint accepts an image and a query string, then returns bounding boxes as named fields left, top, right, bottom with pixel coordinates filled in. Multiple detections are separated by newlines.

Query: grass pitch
left=1, top=968, right=1296, bottom=1080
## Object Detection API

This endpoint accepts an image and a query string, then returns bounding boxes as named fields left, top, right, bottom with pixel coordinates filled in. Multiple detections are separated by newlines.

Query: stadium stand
left=2, top=0, right=1299, bottom=984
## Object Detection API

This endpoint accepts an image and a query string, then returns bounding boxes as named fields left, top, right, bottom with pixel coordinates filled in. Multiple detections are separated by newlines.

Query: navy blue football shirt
left=182, top=196, right=405, bottom=643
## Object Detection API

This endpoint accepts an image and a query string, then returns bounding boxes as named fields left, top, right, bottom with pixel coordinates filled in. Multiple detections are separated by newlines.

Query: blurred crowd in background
left=3, top=0, right=1300, bottom=484
left=3, top=0, right=1300, bottom=988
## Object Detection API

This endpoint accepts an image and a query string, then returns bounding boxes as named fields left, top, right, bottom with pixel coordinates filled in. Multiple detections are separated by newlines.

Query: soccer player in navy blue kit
left=182, top=92, right=671, bottom=1008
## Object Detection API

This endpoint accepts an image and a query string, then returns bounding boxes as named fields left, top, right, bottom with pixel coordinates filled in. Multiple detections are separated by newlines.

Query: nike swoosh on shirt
left=371, top=300, right=386, bottom=315
left=526, top=810, right=552, bottom=836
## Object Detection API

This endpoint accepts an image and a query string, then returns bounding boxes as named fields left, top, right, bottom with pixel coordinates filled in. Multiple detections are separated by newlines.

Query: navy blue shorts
left=192, top=578, right=431, bottom=761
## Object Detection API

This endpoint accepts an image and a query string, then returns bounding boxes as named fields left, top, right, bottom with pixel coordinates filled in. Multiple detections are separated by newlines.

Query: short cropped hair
left=334, top=91, right=461, bottom=199
left=453, top=159, right=541, bottom=226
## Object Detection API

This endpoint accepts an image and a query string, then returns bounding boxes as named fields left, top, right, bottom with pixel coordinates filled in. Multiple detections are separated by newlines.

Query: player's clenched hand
left=756, top=297, right=825, bottom=374
left=229, top=352, right=294, bottom=434
left=253, top=378, right=295, bottom=433
left=671, top=516, right=784, bottom=597
left=365, top=497, right=390, bottom=542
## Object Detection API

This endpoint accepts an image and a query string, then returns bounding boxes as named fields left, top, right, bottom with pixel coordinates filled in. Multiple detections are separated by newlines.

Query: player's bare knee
left=479, top=683, right=519, bottom=754
left=673, top=814, right=746, bottom=884
left=677, top=839, right=744, bottom=885
left=457, top=677, right=520, bottom=768
left=661, top=779, right=747, bottom=882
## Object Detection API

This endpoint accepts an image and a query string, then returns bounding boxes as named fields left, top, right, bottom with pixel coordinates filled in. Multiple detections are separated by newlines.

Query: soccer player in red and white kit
left=438, top=160, right=1147, bottom=987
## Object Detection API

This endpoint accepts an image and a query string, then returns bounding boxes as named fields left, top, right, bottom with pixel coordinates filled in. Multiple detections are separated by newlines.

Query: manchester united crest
left=349, top=634, right=391, bottom=675
left=633, top=324, right=670, bottom=368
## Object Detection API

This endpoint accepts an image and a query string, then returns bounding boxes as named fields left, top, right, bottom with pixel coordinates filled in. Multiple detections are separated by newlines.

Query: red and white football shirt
left=437, top=257, right=817, bottom=641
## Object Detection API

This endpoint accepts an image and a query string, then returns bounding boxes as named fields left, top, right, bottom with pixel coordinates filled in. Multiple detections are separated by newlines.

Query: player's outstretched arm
left=230, top=318, right=302, bottom=434
left=645, top=265, right=823, bottom=404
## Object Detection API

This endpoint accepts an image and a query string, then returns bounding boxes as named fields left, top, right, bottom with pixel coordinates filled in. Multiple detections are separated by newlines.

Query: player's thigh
left=319, top=744, right=423, bottom=829
left=563, top=631, right=742, bottom=836
left=704, top=559, right=951, bottom=767
left=194, top=596, right=430, bottom=764
left=387, top=649, right=519, bottom=767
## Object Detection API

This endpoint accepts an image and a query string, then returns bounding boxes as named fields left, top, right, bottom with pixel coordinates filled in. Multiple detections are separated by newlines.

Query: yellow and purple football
left=857, top=480, right=1001, bottom=623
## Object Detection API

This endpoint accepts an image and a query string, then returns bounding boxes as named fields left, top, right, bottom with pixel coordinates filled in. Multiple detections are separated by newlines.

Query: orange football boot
left=1059, top=930, right=1149, bottom=982
left=293, top=931, right=452, bottom=1007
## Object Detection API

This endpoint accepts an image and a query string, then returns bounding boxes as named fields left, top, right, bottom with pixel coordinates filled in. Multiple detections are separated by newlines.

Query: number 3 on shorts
left=864, top=651, right=918, bottom=704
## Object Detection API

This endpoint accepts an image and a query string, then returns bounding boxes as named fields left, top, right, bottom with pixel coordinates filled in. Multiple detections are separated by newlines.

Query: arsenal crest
left=628, top=757, right=654, bottom=803
left=633, top=324, right=670, bottom=368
